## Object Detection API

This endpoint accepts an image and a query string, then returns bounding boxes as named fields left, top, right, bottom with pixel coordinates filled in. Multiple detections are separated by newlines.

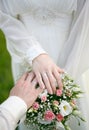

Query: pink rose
left=71, top=99, right=76, bottom=105
left=53, top=100, right=59, bottom=106
left=41, top=95, right=47, bottom=102
left=32, top=102, right=39, bottom=110
left=56, top=89, right=62, bottom=96
left=66, top=90, right=72, bottom=97
left=70, top=99, right=76, bottom=108
left=56, top=114, right=64, bottom=122
left=44, top=110, right=55, bottom=121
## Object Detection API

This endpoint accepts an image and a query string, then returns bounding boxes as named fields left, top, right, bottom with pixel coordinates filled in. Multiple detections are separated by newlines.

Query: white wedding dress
left=0, top=0, right=89, bottom=130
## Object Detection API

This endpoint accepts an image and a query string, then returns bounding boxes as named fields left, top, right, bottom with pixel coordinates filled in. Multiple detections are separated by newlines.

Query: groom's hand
left=10, top=72, right=43, bottom=109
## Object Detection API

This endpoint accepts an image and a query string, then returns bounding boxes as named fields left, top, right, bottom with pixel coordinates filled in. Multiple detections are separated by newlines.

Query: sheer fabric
left=59, top=1, right=89, bottom=129
left=59, top=0, right=89, bottom=80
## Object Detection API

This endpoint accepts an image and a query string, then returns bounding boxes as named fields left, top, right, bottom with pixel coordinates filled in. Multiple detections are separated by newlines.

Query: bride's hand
left=32, top=54, right=64, bottom=94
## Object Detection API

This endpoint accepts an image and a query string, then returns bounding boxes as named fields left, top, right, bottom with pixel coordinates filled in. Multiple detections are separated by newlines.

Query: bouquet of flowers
left=25, top=73, right=85, bottom=130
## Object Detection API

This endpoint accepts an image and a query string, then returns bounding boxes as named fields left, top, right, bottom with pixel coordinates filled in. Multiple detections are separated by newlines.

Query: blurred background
left=0, top=29, right=18, bottom=129
left=0, top=29, right=13, bottom=103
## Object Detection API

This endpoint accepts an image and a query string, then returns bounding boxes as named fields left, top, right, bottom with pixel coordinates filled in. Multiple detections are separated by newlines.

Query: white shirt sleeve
left=0, top=10, right=47, bottom=66
left=0, top=96, right=27, bottom=130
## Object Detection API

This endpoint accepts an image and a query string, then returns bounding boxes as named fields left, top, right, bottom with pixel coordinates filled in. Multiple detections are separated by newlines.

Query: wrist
left=26, top=45, right=47, bottom=65
left=0, top=96, right=27, bottom=123
left=32, top=53, right=48, bottom=64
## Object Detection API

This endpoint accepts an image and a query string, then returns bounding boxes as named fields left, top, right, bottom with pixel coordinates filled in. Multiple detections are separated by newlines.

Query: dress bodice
left=0, top=0, right=78, bottom=65
left=1, top=0, right=77, bottom=16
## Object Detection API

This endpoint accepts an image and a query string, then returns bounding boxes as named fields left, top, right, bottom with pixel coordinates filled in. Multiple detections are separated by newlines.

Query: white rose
left=59, top=100, right=72, bottom=117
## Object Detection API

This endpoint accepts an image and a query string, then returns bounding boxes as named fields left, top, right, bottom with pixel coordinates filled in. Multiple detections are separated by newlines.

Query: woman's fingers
left=35, top=72, right=45, bottom=89
left=42, top=72, right=53, bottom=94
left=53, top=69, right=63, bottom=89
left=34, top=69, right=63, bottom=94
left=32, top=54, right=64, bottom=94
left=57, top=67, right=64, bottom=73
left=47, top=71, right=57, bottom=93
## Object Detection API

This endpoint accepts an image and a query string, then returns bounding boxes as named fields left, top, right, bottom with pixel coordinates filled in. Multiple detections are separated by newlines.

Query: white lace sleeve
left=0, top=10, right=47, bottom=66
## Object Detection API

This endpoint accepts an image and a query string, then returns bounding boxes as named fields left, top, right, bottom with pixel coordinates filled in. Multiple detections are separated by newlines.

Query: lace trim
left=17, top=7, right=73, bottom=24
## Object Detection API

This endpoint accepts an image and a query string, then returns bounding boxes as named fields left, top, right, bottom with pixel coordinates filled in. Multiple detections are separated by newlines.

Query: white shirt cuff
left=0, top=96, right=27, bottom=123
left=26, top=44, right=47, bottom=65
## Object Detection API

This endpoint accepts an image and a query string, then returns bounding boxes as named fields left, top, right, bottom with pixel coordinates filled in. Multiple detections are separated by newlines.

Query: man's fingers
left=31, top=78, right=38, bottom=87
left=36, top=86, right=44, bottom=95
left=26, top=72, right=35, bottom=82
left=20, top=72, right=28, bottom=80
left=16, top=72, right=28, bottom=86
